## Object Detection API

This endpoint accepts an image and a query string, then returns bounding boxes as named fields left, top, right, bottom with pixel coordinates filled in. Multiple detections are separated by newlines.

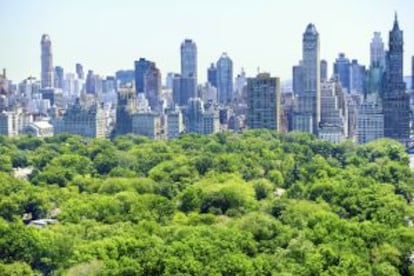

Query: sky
left=1, top=0, right=414, bottom=83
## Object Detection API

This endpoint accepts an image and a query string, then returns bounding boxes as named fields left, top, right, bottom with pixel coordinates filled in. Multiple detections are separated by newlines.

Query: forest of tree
left=0, top=130, right=413, bottom=275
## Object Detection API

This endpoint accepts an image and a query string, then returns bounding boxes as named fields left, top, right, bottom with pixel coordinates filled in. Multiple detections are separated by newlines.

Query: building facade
left=293, top=24, right=321, bottom=134
left=334, top=53, right=350, bottom=92
left=383, top=14, right=410, bottom=145
left=134, top=58, right=151, bottom=94
left=216, top=53, right=233, bottom=104
left=247, top=73, right=281, bottom=130
left=357, top=100, right=384, bottom=144
left=41, top=34, right=54, bottom=88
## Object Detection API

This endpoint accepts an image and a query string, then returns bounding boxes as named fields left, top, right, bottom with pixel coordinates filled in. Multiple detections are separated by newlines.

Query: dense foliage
left=0, top=130, right=413, bottom=275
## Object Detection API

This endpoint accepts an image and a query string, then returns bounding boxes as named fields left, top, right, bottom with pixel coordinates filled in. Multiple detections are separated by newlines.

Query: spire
left=393, top=12, right=400, bottom=31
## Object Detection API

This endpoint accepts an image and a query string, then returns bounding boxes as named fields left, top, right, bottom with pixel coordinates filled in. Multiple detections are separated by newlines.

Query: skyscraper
left=181, top=39, right=197, bottom=79
left=334, top=53, right=350, bottom=92
left=144, top=62, right=162, bottom=112
left=54, top=66, right=64, bottom=89
left=383, top=13, right=410, bottom=145
left=370, top=32, right=386, bottom=68
left=350, top=59, right=366, bottom=93
left=179, top=39, right=198, bottom=105
left=134, top=58, right=151, bottom=94
left=85, top=70, right=96, bottom=94
left=320, top=60, right=328, bottom=82
left=216, top=53, right=233, bottom=104
left=207, top=63, right=217, bottom=87
left=41, top=34, right=53, bottom=88
left=293, top=24, right=321, bottom=134
left=247, top=73, right=281, bottom=130
left=292, top=62, right=303, bottom=95
left=76, top=63, right=84, bottom=79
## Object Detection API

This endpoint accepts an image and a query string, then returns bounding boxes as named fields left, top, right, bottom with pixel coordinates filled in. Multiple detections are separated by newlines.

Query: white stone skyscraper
left=293, top=24, right=321, bottom=134
left=370, top=32, right=385, bottom=68
left=41, top=34, right=54, bottom=88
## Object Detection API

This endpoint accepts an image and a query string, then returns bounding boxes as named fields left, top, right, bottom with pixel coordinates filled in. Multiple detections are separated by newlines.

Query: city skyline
left=2, top=0, right=414, bottom=83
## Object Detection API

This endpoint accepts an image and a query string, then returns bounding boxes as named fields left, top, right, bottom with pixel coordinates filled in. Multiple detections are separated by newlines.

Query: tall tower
left=180, top=39, right=197, bottom=79
left=207, top=63, right=217, bottom=88
left=41, top=34, right=54, bottom=88
left=333, top=53, right=350, bottom=92
left=370, top=32, right=385, bottom=68
left=320, top=60, right=328, bottom=82
left=180, top=39, right=198, bottom=104
left=216, top=53, right=233, bottom=104
left=144, top=62, right=162, bottom=112
left=134, top=58, right=151, bottom=94
left=247, top=73, right=281, bottom=130
left=383, top=13, right=409, bottom=145
left=293, top=24, right=320, bottom=134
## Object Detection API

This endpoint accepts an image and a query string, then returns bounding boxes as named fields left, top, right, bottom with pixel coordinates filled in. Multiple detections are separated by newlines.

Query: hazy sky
left=2, top=0, right=414, bottom=83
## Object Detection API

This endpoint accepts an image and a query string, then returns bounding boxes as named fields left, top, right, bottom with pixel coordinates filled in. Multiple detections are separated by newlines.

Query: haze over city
left=2, top=0, right=414, bottom=82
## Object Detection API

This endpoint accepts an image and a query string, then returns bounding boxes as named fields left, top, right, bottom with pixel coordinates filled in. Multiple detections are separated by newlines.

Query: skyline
left=2, top=0, right=414, bottom=83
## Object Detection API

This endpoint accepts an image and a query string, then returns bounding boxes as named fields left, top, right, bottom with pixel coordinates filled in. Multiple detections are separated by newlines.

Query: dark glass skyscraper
left=207, top=63, right=217, bottom=88
left=41, top=34, right=53, bottom=88
left=54, top=66, right=64, bottom=89
left=334, top=53, right=350, bottom=92
left=134, top=58, right=151, bottom=94
left=383, top=14, right=409, bottom=145
left=216, top=53, right=233, bottom=104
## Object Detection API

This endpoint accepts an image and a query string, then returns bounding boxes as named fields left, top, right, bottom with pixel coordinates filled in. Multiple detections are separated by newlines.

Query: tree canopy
left=0, top=131, right=413, bottom=275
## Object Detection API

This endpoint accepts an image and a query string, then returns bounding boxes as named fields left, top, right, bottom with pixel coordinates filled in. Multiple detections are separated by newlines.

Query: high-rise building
left=320, top=60, right=328, bottom=82
left=85, top=70, right=96, bottom=94
left=41, top=34, right=54, bottom=88
left=293, top=24, right=321, bottom=134
left=350, top=60, right=366, bottom=93
left=166, top=108, right=184, bottom=139
left=115, top=87, right=136, bottom=136
left=357, top=96, right=384, bottom=144
left=334, top=53, right=350, bottom=92
left=165, top=72, right=175, bottom=89
left=292, top=62, right=304, bottom=95
left=181, top=39, right=197, bottom=79
left=180, top=39, right=197, bottom=104
left=54, top=66, right=64, bottom=89
left=76, top=63, right=84, bottom=79
left=134, top=58, right=151, bottom=94
left=207, top=63, right=217, bottom=88
left=383, top=14, right=410, bottom=145
left=185, top=98, right=219, bottom=135
left=216, top=53, right=233, bottom=104
left=370, top=32, right=386, bottom=68
left=234, top=69, right=247, bottom=100
left=247, top=73, right=281, bottom=130
left=318, top=80, right=348, bottom=143
left=144, top=62, right=162, bottom=112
